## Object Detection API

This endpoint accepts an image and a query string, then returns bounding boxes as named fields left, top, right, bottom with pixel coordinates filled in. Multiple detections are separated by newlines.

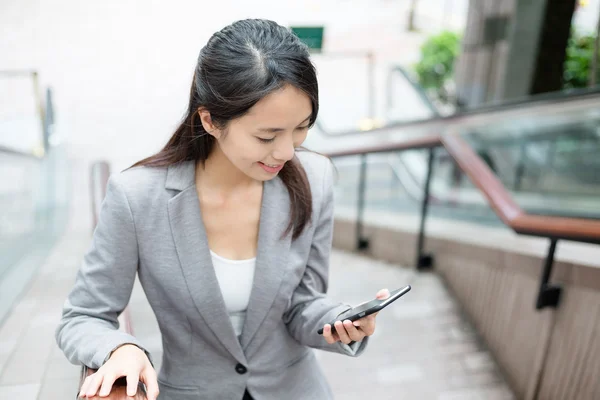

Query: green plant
left=414, top=31, right=461, bottom=100
left=563, top=30, right=599, bottom=89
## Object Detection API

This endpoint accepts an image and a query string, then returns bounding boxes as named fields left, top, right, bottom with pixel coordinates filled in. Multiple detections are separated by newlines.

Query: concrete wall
left=454, top=0, right=548, bottom=107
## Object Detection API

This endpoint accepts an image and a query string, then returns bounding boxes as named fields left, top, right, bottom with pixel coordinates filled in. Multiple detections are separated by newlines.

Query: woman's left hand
left=322, top=288, right=390, bottom=345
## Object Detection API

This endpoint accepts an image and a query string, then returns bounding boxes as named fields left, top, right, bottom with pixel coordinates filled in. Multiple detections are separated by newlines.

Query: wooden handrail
left=325, top=134, right=442, bottom=158
left=325, top=133, right=600, bottom=244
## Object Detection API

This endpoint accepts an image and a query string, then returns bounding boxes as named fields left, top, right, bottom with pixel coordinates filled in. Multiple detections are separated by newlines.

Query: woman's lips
left=258, top=162, right=284, bottom=173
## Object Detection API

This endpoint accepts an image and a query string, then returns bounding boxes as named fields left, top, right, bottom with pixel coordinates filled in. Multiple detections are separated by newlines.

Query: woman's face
left=201, top=84, right=312, bottom=181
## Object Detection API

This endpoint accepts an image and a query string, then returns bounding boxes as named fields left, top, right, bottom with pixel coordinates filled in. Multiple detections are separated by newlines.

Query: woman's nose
left=273, top=136, right=295, bottom=162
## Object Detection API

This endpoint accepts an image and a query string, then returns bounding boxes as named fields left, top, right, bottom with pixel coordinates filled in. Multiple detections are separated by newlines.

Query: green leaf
left=562, top=29, right=599, bottom=89
left=414, top=31, right=462, bottom=95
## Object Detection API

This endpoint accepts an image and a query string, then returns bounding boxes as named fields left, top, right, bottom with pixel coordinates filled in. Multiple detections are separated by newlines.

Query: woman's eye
left=257, top=137, right=275, bottom=143
left=297, top=126, right=309, bottom=131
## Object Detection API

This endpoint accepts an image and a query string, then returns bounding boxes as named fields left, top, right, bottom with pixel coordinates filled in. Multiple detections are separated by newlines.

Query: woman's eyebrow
left=257, top=115, right=311, bottom=133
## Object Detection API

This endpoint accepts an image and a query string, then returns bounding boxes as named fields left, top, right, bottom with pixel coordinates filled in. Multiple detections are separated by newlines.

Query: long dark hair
left=132, top=19, right=318, bottom=240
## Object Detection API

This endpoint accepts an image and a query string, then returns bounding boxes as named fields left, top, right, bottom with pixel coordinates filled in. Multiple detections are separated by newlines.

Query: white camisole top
left=210, top=250, right=256, bottom=338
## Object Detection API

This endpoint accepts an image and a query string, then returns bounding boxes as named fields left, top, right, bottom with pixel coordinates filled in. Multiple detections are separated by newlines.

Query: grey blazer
left=56, top=151, right=368, bottom=400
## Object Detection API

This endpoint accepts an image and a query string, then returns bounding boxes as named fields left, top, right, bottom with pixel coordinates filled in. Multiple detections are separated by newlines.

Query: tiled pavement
left=318, top=251, right=515, bottom=400
left=0, top=212, right=515, bottom=399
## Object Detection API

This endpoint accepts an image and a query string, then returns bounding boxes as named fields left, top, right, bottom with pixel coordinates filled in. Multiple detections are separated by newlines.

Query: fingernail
left=353, top=321, right=360, bottom=326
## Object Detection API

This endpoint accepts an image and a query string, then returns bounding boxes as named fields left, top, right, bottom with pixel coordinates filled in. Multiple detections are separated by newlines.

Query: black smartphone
left=317, top=285, right=411, bottom=335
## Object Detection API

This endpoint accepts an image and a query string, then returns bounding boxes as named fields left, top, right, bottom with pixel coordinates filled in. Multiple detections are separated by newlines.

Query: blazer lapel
left=240, top=176, right=292, bottom=349
left=166, top=162, right=246, bottom=365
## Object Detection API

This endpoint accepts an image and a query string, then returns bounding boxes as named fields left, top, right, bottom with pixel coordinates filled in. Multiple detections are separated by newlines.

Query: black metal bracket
left=416, top=148, right=435, bottom=271
left=357, top=238, right=370, bottom=251
left=535, top=239, right=562, bottom=310
left=417, top=253, right=434, bottom=270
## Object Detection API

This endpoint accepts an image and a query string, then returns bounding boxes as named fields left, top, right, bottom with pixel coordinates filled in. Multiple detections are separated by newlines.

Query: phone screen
left=317, top=285, right=411, bottom=335
left=336, top=299, right=383, bottom=320
left=336, top=286, right=409, bottom=320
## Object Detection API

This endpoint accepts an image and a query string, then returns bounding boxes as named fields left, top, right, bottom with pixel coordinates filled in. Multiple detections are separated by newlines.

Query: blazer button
left=235, top=364, right=247, bottom=374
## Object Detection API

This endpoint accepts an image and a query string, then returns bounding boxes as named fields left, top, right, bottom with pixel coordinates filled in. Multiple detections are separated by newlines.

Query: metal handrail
left=453, top=85, right=600, bottom=115
left=0, top=145, right=42, bottom=159
left=318, top=84, right=600, bottom=137
left=387, top=153, right=427, bottom=203
left=386, top=65, right=440, bottom=118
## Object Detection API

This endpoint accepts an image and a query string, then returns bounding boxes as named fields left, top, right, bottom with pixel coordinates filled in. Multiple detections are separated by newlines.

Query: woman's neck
left=195, top=145, right=258, bottom=195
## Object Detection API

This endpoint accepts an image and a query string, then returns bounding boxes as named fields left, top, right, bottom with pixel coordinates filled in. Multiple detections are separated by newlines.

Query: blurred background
left=1, top=0, right=600, bottom=399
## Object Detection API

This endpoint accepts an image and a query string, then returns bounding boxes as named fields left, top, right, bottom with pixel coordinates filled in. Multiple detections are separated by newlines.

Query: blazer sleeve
left=55, top=175, right=151, bottom=369
left=283, top=158, right=369, bottom=356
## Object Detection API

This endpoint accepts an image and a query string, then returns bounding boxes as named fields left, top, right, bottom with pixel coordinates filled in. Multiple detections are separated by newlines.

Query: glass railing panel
left=332, top=148, right=504, bottom=229
left=0, top=73, right=68, bottom=322
left=459, top=106, right=600, bottom=219
left=0, top=144, right=70, bottom=323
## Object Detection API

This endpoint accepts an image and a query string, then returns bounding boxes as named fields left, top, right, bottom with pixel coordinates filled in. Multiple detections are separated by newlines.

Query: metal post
left=31, top=71, right=46, bottom=156
left=354, top=51, right=375, bottom=251
left=416, top=148, right=435, bottom=270
left=535, top=239, right=562, bottom=309
left=356, top=154, right=369, bottom=250
left=367, top=51, right=375, bottom=122
left=514, top=142, right=526, bottom=191
left=43, top=88, right=55, bottom=152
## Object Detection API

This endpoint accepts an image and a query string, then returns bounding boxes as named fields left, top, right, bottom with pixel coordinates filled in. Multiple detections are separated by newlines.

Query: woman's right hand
left=78, top=344, right=159, bottom=400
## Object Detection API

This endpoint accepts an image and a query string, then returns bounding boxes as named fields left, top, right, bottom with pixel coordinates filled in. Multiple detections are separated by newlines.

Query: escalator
left=304, top=68, right=600, bottom=230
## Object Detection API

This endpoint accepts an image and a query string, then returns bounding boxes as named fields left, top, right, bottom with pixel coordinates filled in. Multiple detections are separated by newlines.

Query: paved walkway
left=0, top=203, right=515, bottom=399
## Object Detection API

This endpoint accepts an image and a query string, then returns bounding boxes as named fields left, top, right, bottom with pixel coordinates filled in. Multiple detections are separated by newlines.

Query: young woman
left=56, top=18, right=388, bottom=400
